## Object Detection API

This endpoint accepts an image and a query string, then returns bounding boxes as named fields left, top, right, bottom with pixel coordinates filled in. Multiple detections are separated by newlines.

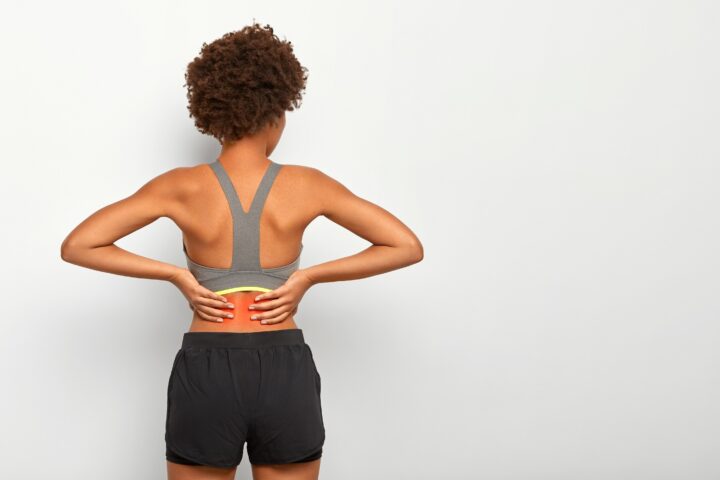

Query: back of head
left=184, top=22, right=309, bottom=144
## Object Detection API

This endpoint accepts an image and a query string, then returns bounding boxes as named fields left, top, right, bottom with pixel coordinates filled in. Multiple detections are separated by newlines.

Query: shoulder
left=134, top=164, right=212, bottom=200
left=277, top=163, right=358, bottom=219
left=277, top=163, right=352, bottom=195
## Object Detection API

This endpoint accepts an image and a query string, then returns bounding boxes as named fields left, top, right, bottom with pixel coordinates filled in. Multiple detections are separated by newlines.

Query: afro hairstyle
left=184, top=22, right=308, bottom=143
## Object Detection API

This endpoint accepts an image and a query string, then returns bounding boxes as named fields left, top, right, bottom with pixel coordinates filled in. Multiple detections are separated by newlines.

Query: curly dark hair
left=184, top=22, right=308, bottom=144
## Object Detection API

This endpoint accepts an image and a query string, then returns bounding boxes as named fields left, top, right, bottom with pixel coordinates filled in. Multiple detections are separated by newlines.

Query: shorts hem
left=249, top=440, right=325, bottom=465
left=166, top=440, right=240, bottom=468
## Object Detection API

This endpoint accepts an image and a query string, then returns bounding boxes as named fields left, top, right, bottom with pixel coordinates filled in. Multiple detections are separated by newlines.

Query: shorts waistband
left=181, top=329, right=305, bottom=349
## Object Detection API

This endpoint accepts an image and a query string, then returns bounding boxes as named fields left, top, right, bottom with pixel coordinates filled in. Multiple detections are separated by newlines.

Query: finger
left=249, top=301, right=298, bottom=320
left=253, top=289, right=281, bottom=302
left=195, top=296, right=234, bottom=309
left=201, top=289, right=228, bottom=304
left=260, top=310, right=292, bottom=325
left=249, top=297, right=286, bottom=311
left=195, top=309, right=224, bottom=323
left=200, top=289, right=232, bottom=307
left=197, top=305, right=234, bottom=320
left=251, top=307, right=290, bottom=323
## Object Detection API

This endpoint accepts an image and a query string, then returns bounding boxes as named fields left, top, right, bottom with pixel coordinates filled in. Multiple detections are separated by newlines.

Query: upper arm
left=308, top=167, right=422, bottom=250
left=61, top=167, right=186, bottom=251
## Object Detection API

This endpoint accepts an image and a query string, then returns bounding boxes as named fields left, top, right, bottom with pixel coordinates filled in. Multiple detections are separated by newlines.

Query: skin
left=61, top=110, right=424, bottom=479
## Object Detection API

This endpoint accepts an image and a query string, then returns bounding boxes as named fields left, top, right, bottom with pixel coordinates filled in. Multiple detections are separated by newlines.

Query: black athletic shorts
left=165, top=329, right=325, bottom=467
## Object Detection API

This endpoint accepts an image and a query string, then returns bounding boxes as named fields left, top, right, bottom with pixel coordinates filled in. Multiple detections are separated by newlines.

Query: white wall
left=1, top=1, right=719, bottom=479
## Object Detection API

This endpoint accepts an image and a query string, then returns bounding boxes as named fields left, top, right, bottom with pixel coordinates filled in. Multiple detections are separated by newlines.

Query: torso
left=167, top=160, right=322, bottom=333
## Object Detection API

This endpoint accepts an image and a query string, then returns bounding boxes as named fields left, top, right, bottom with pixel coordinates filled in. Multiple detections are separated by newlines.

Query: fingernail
left=249, top=306, right=255, bottom=310
left=217, top=319, right=224, bottom=323
left=228, top=314, right=234, bottom=318
left=251, top=315, right=258, bottom=320
left=227, top=304, right=234, bottom=308
left=261, top=320, right=268, bottom=324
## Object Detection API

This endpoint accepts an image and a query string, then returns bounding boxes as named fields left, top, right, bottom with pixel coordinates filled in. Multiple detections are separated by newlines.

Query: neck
left=219, top=134, right=271, bottom=167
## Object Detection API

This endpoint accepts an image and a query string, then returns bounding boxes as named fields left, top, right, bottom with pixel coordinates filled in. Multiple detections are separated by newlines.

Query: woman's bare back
left=169, top=159, right=322, bottom=332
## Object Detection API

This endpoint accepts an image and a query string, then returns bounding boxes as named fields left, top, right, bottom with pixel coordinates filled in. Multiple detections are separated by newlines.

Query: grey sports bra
left=182, top=158, right=303, bottom=295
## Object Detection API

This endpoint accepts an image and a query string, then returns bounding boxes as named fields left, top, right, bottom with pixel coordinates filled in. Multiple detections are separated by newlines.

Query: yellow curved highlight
left=213, top=286, right=273, bottom=295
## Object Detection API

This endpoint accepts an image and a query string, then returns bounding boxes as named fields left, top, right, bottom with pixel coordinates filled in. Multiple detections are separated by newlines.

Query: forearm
left=61, top=243, right=184, bottom=283
left=298, top=243, right=422, bottom=286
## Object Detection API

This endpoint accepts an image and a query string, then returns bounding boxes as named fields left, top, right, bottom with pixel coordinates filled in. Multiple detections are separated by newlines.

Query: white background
left=2, top=1, right=719, bottom=479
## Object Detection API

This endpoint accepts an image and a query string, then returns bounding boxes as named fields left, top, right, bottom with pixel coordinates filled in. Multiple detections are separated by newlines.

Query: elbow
left=60, top=237, right=80, bottom=263
left=405, top=239, right=424, bottom=265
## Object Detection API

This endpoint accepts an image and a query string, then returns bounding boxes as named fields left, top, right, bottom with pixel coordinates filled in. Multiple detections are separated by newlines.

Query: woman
left=61, top=22, right=423, bottom=480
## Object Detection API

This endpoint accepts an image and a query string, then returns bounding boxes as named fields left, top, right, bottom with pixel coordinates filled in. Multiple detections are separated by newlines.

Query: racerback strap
left=208, top=159, right=282, bottom=271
